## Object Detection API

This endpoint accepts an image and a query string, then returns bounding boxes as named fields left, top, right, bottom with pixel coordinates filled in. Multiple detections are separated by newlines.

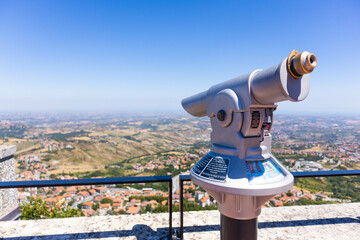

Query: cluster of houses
left=131, top=153, right=202, bottom=172
left=17, top=170, right=353, bottom=218
left=40, top=139, right=73, bottom=152
left=17, top=153, right=59, bottom=179
left=268, top=187, right=350, bottom=207
left=18, top=181, right=171, bottom=217
left=272, top=124, right=360, bottom=164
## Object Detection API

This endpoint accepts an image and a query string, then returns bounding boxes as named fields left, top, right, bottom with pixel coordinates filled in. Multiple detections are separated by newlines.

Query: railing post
left=180, top=178, right=184, bottom=239
left=169, top=179, right=173, bottom=239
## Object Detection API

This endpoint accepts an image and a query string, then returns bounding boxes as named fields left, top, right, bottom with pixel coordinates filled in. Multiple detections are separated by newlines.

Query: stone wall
left=0, top=145, right=19, bottom=220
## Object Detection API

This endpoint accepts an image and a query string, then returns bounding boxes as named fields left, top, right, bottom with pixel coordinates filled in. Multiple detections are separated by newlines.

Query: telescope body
left=181, top=50, right=317, bottom=220
left=182, top=55, right=311, bottom=117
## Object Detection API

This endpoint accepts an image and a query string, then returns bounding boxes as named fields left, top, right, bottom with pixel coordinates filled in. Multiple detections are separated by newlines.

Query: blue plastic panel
left=246, top=157, right=285, bottom=184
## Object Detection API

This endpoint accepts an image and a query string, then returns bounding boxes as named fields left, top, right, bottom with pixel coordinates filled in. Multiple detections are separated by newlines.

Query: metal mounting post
left=221, top=215, right=257, bottom=240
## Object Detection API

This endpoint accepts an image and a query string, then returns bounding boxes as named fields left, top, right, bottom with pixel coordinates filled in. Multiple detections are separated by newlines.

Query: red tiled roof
left=126, top=206, right=140, bottom=214
left=83, top=202, right=94, bottom=206
left=100, top=203, right=111, bottom=209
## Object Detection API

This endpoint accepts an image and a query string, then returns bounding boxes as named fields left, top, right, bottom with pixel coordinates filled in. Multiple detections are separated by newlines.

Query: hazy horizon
left=0, top=110, right=359, bottom=118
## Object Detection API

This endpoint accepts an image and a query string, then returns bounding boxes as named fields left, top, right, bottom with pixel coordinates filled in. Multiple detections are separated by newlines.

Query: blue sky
left=0, top=0, right=359, bottom=115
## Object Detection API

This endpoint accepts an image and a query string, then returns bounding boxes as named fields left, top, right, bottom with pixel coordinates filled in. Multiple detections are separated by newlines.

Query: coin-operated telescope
left=182, top=50, right=317, bottom=240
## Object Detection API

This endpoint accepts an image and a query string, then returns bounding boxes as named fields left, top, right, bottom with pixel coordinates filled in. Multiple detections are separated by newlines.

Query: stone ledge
left=0, top=203, right=359, bottom=239
left=0, top=145, right=18, bottom=220
left=0, top=145, right=16, bottom=160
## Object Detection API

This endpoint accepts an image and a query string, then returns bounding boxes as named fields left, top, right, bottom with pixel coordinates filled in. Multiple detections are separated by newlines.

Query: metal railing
left=1, top=170, right=360, bottom=239
left=179, top=169, right=360, bottom=239
left=0, top=175, right=173, bottom=239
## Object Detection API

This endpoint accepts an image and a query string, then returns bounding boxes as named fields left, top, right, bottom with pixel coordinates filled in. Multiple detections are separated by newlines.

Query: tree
left=21, top=197, right=82, bottom=220
left=145, top=204, right=152, bottom=212
left=118, top=209, right=126, bottom=215
left=286, top=191, right=293, bottom=197
left=92, top=203, right=100, bottom=211
left=106, top=209, right=117, bottom=215
left=21, top=197, right=50, bottom=220
left=100, top=198, right=113, bottom=205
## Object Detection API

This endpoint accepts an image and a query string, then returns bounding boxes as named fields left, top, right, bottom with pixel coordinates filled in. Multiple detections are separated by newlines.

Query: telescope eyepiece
left=287, top=50, right=317, bottom=78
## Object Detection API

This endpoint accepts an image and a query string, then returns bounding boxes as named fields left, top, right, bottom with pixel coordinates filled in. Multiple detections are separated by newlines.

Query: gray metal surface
left=181, top=50, right=317, bottom=221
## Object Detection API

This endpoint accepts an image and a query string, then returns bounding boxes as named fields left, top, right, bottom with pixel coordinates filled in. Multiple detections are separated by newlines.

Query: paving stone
left=0, top=203, right=359, bottom=239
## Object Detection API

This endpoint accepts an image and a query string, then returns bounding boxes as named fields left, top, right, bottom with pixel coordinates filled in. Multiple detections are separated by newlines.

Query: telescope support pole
left=220, top=215, right=257, bottom=240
